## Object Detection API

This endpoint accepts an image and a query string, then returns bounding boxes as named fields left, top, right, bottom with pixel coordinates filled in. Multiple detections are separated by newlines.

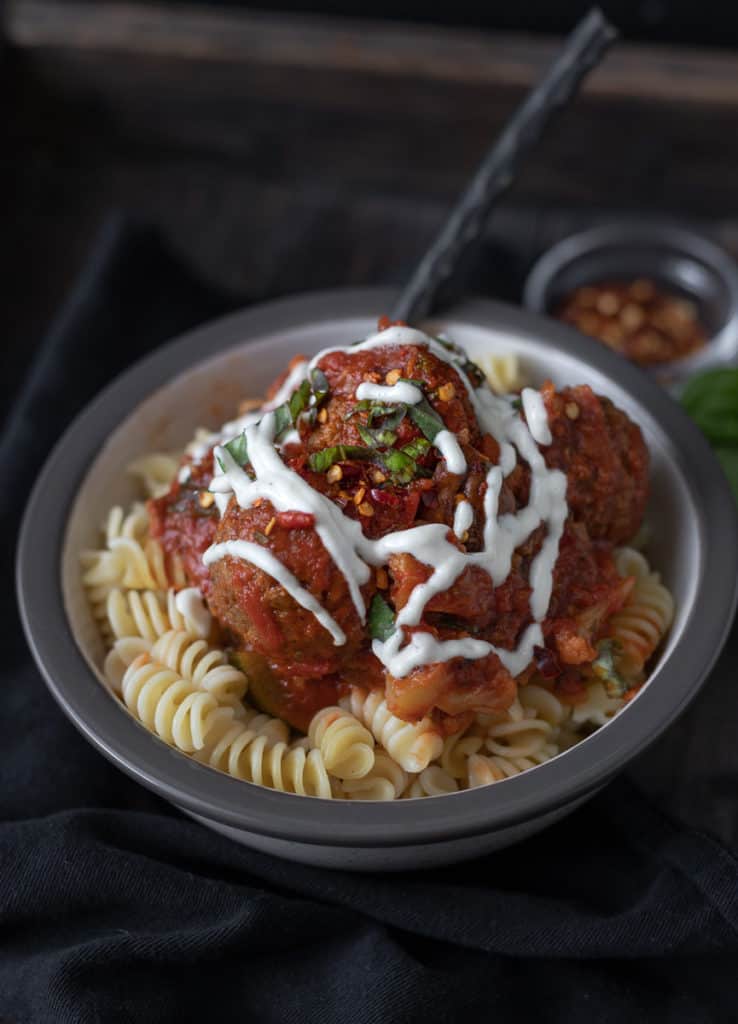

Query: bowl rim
left=522, top=221, right=738, bottom=377
left=16, top=286, right=738, bottom=849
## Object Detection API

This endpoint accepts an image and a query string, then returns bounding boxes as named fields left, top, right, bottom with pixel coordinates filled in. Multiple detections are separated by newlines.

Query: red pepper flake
left=370, top=488, right=403, bottom=508
left=275, top=511, right=316, bottom=530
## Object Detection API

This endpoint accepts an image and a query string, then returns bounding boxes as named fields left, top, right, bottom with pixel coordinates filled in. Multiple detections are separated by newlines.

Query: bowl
left=522, top=224, right=738, bottom=387
left=17, top=287, right=738, bottom=871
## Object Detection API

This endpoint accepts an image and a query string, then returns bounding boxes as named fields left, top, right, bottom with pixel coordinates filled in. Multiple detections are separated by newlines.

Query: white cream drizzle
left=433, top=429, right=467, bottom=475
left=452, top=499, right=474, bottom=539
left=355, top=380, right=423, bottom=405
left=174, top=587, right=212, bottom=638
left=521, top=387, right=552, bottom=446
left=203, top=540, right=346, bottom=645
left=203, top=325, right=569, bottom=680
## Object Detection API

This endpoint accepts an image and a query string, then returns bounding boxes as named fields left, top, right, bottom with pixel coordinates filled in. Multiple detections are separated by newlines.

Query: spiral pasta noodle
left=308, top=706, right=375, bottom=780
left=467, top=746, right=557, bottom=787
left=570, top=681, right=624, bottom=728
left=121, top=653, right=223, bottom=752
left=475, top=352, right=525, bottom=395
left=440, top=730, right=484, bottom=780
left=404, top=765, right=458, bottom=798
left=608, top=547, right=674, bottom=679
left=127, top=452, right=181, bottom=499
left=340, top=688, right=443, bottom=773
left=196, top=719, right=332, bottom=798
left=150, top=630, right=248, bottom=707
left=340, top=752, right=408, bottom=801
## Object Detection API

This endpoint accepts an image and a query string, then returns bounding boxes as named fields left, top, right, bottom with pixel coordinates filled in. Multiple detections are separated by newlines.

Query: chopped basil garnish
left=310, top=367, right=330, bottom=404
left=272, top=378, right=312, bottom=439
left=358, top=423, right=399, bottom=448
left=308, top=445, right=375, bottom=473
left=408, top=397, right=445, bottom=442
left=368, top=593, right=396, bottom=642
left=401, top=437, right=430, bottom=461
left=592, top=639, right=627, bottom=698
left=217, top=430, right=250, bottom=472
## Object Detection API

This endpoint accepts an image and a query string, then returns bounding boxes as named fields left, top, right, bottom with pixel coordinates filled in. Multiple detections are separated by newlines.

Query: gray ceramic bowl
left=523, top=223, right=738, bottom=387
left=17, top=288, right=738, bottom=871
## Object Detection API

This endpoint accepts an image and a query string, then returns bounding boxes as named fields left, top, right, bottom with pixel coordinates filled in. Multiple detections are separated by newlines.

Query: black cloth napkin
left=4, top=217, right=738, bottom=1024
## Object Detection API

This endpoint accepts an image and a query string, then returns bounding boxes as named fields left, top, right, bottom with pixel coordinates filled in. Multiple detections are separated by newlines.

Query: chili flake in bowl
left=554, top=277, right=707, bottom=366
left=523, top=224, right=738, bottom=383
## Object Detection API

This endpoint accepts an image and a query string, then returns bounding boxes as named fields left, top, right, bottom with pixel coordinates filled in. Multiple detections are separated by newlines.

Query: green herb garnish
left=272, top=378, right=312, bottom=439
left=408, top=396, right=445, bottom=442
left=368, top=593, right=396, bottom=642
left=592, top=639, right=627, bottom=698
left=400, top=437, right=430, bottom=461
left=217, top=430, right=250, bottom=472
left=682, top=368, right=738, bottom=501
left=310, top=368, right=330, bottom=404
left=308, top=445, right=375, bottom=473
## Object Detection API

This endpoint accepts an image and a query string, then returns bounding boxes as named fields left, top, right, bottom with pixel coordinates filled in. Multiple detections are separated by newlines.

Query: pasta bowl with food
left=18, top=288, right=738, bottom=870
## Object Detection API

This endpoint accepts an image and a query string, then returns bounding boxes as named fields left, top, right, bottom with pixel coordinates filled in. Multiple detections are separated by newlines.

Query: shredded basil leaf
left=368, top=593, right=396, bottom=642
left=218, top=431, right=249, bottom=471
left=308, top=446, right=375, bottom=473
left=401, top=437, right=430, bottom=461
left=592, top=639, right=628, bottom=698
left=358, top=424, right=399, bottom=448
left=408, top=397, right=445, bottom=442
left=310, top=367, right=330, bottom=404
left=271, top=379, right=311, bottom=440
left=381, top=449, right=416, bottom=483
left=682, top=368, right=738, bottom=500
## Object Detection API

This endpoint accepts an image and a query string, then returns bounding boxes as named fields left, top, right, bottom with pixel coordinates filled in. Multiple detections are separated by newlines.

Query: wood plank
left=9, top=0, right=738, bottom=108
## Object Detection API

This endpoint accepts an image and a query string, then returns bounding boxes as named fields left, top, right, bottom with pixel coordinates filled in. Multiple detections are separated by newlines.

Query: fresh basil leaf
left=682, top=368, right=738, bottom=445
left=308, top=445, right=374, bottom=473
left=592, top=639, right=627, bottom=698
left=272, top=379, right=311, bottom=440
left=272, top=403, right=293, bottom=438
left=408, top=397, right=445, bottom=442
left=358, top=423, right=398, bottom=448
left=368, top=593, right=396, bottom=642
left=310, top=367, right=330, bottom=404
left=401, top=437, right=430, bottom=461
left=219, top=431, right=249, bottom=469
left=289, top=379, right=311, bottom=420
left=381, top=449, right=417, bottom=483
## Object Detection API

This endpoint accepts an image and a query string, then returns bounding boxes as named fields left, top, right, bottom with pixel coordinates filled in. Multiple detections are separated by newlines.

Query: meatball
left=540, top=382, right=649, bottom=544
left=305, top=344, right=481, bottom=455
left=148, top=453, right=218, bottom=594
left=207, top=499, right=373, bottom=677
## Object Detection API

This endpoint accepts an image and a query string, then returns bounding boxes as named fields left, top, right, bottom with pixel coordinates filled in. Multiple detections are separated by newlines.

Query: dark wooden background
left=6, top=2, right=738, bottom=392
left=4, top=0, right=738, bottom=847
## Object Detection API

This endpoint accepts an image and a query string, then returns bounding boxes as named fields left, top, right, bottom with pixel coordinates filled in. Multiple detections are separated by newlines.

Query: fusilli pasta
left=196, top=719, right=332, bottom=797
left=608, top=547, right=674, bottom=679
left=308, top=706, right=375, bottom=780
left=121, top=653, right=223, bottom=752
left=404, top=765, right=458, bottom=798
left=127, top=452, right=181, bottom=499
left=340, top=688, right=443, bottom=773
left=151, top=630, right=248, bottom=707
left=340, top=752, right=408, bottom=801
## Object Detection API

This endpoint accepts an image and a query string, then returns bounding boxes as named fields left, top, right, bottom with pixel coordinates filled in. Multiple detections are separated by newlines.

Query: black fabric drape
left=3, top=216, right=738, bottom=1023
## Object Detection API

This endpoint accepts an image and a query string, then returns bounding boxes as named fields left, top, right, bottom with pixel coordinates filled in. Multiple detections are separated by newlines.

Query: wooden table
left=3, top=0, right=738, bottom=848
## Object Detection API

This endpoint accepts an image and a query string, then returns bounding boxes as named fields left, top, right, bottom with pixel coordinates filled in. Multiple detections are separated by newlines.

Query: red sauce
left=148, top=338, right=649, bottom=731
